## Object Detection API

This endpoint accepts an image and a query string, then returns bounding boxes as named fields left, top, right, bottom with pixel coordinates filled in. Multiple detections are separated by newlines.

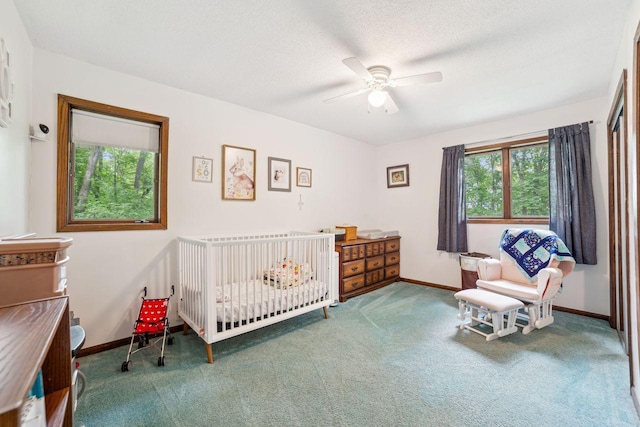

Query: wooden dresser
left=335, top=236, right=400, bottom=302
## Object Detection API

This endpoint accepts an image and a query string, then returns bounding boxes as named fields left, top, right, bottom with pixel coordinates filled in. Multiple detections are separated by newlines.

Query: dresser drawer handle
left=373, top=262, right=379, bottom=267
left=351, top=267, right=358, bottom=272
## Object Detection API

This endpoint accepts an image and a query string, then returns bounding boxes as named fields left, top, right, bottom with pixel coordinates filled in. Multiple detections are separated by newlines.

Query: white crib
left=178, top=232, right=336, bottom=363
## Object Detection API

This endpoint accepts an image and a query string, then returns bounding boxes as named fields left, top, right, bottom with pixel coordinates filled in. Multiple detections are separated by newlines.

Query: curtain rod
left=443, top=120, right=594, bottom=149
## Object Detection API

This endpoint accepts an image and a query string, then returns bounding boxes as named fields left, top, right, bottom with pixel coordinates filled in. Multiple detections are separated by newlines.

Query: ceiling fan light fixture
left=368, top=89, right=387, bottom=108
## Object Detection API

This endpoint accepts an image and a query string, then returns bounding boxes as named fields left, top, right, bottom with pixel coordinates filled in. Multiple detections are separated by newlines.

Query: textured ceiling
left=13, top=0, right=633, bottom=145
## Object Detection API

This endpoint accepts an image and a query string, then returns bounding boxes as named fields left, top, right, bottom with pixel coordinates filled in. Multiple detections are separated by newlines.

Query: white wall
left=376, top=97, right=610, bottom=315
left=29, top=49, right=378, bottom=347
left=0, top=0, right=32, bottom=236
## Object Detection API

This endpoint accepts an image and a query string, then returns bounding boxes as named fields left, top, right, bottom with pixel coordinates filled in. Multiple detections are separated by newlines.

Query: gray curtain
left=437, top=145, right=468, bottom=252
left=548, top=122, right=597, bottom=264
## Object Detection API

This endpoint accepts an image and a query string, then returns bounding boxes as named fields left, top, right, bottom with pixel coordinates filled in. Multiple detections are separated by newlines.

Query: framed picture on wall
left=296, top=167, right=312, bottom=187
left=387, top=164, right=410, bottom=188
left=192, top=156, right=213, bottom=183
left=268, top=157, right=291, bottom=192
left=222, top=145, right=256, bottom=200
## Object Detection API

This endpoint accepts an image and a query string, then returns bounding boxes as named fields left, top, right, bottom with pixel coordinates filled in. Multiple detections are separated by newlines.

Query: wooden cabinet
left=0, top=297, right=73, bottom=426
left=335, top=237, right=400, bottom=302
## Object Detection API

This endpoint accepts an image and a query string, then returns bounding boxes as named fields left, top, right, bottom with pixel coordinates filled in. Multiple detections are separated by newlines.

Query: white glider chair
left=476, top=228, right=575, bottom=334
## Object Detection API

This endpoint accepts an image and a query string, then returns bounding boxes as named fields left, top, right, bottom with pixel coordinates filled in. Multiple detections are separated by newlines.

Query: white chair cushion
left=476, top=278, right=541, bottom=303
left=454, top=289, right=524, bottom=312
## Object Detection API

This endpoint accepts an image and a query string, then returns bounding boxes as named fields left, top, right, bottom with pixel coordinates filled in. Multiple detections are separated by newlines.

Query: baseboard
left=400, top=277, right=611, bottom=322
left=553, top=305, right=609, bottom=321
left=77, top=324, right=184, bottom=358
left=401, top=277, right=459, bottom=292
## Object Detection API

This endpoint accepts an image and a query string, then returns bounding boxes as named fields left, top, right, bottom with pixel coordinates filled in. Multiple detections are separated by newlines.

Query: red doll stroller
left=121, top=286, right=175, bottom=371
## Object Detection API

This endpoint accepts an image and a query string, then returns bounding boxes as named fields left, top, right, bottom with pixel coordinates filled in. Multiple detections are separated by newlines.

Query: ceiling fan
left=323, top=57, right=442, bottom=114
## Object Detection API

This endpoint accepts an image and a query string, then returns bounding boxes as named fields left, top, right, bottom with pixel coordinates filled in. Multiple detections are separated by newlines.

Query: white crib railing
left=178, top=232, right=336, bottom=363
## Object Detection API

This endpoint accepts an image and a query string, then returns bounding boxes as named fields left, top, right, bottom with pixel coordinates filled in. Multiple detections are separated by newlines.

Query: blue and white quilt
left=500, top=229, right=575, bottom=281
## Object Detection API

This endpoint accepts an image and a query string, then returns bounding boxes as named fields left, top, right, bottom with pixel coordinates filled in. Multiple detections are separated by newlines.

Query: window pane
left=464, top=152, right=503, bottom=217
left=72, top=144, right=157, bottom=220
left=510, top=145, right=549, bottom=217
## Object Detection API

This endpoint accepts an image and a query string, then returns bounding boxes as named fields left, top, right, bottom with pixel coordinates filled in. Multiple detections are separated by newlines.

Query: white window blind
left=71, top=109, right=160, bottom=152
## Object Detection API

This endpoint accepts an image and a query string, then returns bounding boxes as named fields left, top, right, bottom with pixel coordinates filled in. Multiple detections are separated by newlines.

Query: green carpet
left=74, top=282, right=640, bottom=426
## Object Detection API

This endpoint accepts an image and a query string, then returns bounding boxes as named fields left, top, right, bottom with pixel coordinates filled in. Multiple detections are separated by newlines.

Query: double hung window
left=57, top=95, right=169, bottom=231
left=464, top=137, right=549, bottom=223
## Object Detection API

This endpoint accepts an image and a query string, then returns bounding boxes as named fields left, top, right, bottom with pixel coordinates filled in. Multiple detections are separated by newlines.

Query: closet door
left=608, top=70, right=632, bottom=385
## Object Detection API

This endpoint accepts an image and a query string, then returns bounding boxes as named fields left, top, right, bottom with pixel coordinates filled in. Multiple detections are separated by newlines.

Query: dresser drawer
left=385, top=252, right=400, bottom=266
left=343, top=275, right=365, bottom=293
left=366, top=269, right=383, bottom=285
left=366, top=242, right=385, bottom=257
left=366, top=255, right=385, bottom=271
left=385, top=265, right=400, bottom=279
left=342, top=244, right=365, bottom=261
left=385, top=239, right=400, bottom=253
left=343, top=259, right=365, bottom=278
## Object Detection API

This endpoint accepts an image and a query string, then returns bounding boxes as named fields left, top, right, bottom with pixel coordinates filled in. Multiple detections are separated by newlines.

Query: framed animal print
left=268, top=157, right=291, bottom=192
left=222, top=145, right=256, bottom=200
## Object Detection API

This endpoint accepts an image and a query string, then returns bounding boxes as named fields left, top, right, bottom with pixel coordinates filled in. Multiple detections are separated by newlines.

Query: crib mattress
left=215, top=280, right=328, bottom=324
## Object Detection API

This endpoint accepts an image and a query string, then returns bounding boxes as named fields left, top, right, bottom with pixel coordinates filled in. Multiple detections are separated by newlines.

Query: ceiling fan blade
left=384, top=93, right=399, bottom=114
left=323, top=87, right=370, bottom=104
left=342, top=57, right=374, bottom=82
left=392, top=71, right=443, bottom=87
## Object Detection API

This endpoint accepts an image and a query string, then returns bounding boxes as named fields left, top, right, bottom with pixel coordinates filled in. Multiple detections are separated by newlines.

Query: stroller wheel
left=167, top=336, right=175, bottom=345
left=121, top=361, right=131, bottom=372
left=158, top=356, right=165, bottom=367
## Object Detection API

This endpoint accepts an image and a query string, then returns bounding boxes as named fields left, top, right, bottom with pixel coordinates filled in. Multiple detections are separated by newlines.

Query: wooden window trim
left=465, top=136, right=550, bottom=224
left=56, top=94, right=169, bottom=232
left=465, top=135, right=548, bottom=154
left=467, top=218, right=550, bottom=225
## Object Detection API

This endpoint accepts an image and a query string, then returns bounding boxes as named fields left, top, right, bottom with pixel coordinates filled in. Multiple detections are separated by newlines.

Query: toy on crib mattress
left=263, top=257, right=314, bottom=288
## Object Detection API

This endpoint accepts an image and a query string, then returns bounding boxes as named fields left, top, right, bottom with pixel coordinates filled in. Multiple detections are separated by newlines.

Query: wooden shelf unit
left=335, top=236, right=400, bottom=302
left=0, top=297, right=73, bottom=427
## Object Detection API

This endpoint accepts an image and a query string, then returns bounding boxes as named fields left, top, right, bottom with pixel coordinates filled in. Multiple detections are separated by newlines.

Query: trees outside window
left=464, top=151, right=503, bottom=217
left=73, top=145, right=155, bottom=220
left=57, top=95, right=169, bottom=231
left=509, top=144, right=549, bottom=217
left=464, top=138, right=549, bottom=223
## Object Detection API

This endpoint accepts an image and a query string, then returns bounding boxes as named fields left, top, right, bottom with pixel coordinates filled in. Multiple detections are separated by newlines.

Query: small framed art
left=387, top=164, right=410, bottom=188
left=192, top=156, right=213, bottom=183
left=296, top=167, right=312, bottom=187
left=268, top=157, right=291, bottom=192
left=222, top=145, right=256, bottom=200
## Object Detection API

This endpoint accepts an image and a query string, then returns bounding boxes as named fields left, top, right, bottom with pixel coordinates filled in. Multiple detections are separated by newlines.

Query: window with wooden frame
left=57, top=94, right=169, bottom=231
left=464, top=136, right=549, bottom=224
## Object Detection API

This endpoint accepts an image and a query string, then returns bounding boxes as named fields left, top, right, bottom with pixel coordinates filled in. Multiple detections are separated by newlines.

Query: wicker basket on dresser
left=335, top=236, right=400, bottom=302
